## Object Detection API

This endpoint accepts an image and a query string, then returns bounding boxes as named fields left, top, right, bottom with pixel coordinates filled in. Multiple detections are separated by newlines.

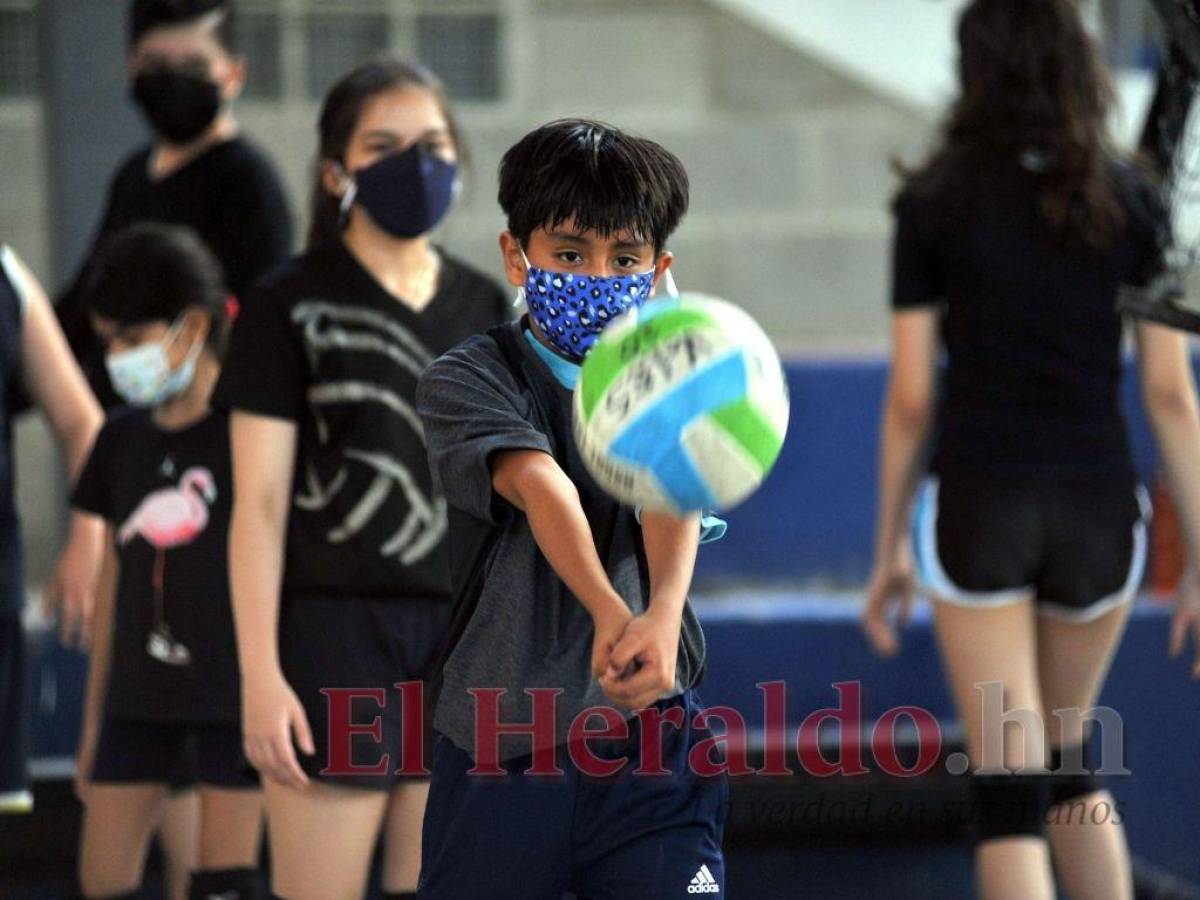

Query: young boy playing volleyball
left=415, top=119, right=727, bottom=900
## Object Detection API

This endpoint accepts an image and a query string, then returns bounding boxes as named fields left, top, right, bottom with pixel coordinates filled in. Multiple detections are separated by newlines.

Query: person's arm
left=10, top=249, right=105, bottom=644
left=492, top=449, right=633, bottom=680
left=417, top=344, right=637, bottom=683
left=15, top=251, right=101, bottom=476
left=862, top=308, right=939, bottom=657
left=228, top=411, right=314, bottom=787
left=75, top=530, right=116, bottom=803
left=602, top=510, right=700, bottom=710
left=1136, top=321, right=1200, bottom=677
left=46, top=511, right=106, bottom=648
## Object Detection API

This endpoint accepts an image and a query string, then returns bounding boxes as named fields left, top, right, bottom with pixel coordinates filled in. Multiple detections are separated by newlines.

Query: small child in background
left=72, top=224, right=262, bottom=900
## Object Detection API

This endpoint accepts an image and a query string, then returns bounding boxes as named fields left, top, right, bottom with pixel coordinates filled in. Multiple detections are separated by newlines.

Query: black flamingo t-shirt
left=72, top=408, right=239, bottom=724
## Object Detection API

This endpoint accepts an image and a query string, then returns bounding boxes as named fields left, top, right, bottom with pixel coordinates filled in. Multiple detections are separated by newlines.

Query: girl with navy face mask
left=212, top=59, right=508, bottom=900
left=73, top=224, right=264, bottom=900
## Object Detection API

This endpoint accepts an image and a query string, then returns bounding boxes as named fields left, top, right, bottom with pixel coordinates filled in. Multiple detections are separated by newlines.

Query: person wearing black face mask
left=53, top=0, right=293, bottom=412
left=131, top=64, right=223, bottom=145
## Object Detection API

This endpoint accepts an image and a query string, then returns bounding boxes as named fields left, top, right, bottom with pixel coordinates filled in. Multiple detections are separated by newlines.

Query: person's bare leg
left=179, top=788, right=265, bottom=899
left=79, top=783, right=167, bottom=898
left=197, top=788, right=264, bottom=869
left=1037, top=602, right=1134, bottom=900
left=932, top=597, right=1055, bottom=900
left=380, top=780, right=430, bottom=894
left=263, top=779, right=388, bottom=900
left=158, top=788, right=200, bottom=900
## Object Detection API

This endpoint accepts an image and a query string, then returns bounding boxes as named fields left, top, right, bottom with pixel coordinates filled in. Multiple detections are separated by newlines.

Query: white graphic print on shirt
left=291, top=300, right=447, bottom=566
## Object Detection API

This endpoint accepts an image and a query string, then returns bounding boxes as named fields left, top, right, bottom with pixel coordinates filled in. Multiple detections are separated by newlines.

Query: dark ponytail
left=308, top=57, right=464, bottom=250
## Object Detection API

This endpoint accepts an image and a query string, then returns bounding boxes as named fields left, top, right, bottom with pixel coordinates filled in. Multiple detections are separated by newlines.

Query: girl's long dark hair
left=308, top=58, right=464, bottom=249
left=902, top=0, right=1124, bottom=251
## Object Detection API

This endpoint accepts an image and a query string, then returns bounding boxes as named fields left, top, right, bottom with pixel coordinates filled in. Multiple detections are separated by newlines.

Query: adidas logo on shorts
left=687, top=863, right=721, bottom=894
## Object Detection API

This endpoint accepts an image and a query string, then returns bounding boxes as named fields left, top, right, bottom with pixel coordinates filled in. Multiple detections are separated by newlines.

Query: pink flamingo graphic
left=118, top=466, right=217, bottom=666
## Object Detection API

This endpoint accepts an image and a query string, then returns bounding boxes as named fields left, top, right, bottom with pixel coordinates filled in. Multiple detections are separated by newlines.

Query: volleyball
left=573, top=293, right=790, bottom=514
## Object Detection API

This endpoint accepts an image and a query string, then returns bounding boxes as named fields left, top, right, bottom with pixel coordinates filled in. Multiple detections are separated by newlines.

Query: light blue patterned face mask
left=105, top=316, right=201, bottom=407
left=516, top=252, right=678, bottom=360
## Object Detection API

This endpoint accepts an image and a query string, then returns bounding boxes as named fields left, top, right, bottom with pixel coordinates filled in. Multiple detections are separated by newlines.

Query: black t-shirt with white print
left=211, top=238, right=510, bottom=599
left=72, top=408, right=239, bottom=724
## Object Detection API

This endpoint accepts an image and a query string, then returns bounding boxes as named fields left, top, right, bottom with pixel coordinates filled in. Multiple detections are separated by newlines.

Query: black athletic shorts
left=91, top=717, right=258, bottom=789
left=278, top=594, right=451, bottom=789
left=0, top=615, right=32, bottom=813
left=912, top=473, right=1149, bottom=621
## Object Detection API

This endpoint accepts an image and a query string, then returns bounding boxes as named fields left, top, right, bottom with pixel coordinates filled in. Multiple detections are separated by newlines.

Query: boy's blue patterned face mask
left=520, top=253, right=656, bottom=360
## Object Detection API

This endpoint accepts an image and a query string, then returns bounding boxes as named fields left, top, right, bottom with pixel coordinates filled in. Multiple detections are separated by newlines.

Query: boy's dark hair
left=498, top=119, right=689, bottom=253
left=129, top=0, right=237, bottom=54
left=87, top=223, right=230, bottom=356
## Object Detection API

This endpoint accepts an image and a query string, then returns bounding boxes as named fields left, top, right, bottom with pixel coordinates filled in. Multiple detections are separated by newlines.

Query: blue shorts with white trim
left=912, top=472, right=1149, bottom=622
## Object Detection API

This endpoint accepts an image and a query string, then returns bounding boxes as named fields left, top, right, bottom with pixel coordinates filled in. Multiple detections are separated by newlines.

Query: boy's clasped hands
left=591, top=596, right=682, bottom=711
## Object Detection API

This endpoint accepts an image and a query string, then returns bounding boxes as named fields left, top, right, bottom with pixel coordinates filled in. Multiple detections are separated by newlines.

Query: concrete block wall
left=0, top=105, right=48, bottom=279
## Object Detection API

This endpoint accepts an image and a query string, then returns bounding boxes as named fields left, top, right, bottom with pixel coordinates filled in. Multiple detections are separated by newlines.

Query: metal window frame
left=238, top=5, right=288, bottom=99
left=0, top=0, right=519, bottom=112
left=237, top=0, right=514, bottom=110
left=414, top=6, right=504, bottom=103
left=0, top=0, right=39, bottom=101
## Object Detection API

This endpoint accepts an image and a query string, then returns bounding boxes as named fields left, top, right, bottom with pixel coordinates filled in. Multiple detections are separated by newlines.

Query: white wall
left=706, top=0, right=960, bottom=114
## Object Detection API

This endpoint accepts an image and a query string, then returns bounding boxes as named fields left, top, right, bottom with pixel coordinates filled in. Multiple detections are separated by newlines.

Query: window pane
left=239, top=10, right=283, bottom=99
left=416, top=13, right=500, bottom=102
left=305, top=11, right=391, bottom=99
left=0, top=8, right=37, bottom=98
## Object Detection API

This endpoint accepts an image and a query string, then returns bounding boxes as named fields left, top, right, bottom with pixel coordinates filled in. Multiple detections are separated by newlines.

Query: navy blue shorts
left=418, top=690, right=728, bottom=900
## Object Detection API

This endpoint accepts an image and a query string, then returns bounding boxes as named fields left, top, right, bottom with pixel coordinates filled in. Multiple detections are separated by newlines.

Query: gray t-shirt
left=415, top=320, right=706, bottom=762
